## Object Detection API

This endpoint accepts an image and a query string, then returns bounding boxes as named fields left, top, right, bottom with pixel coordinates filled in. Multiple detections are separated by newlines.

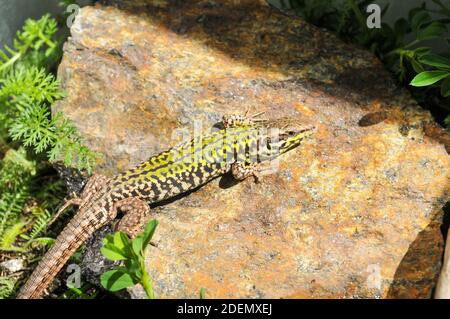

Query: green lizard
left=17, top=114, right=315, bottom=299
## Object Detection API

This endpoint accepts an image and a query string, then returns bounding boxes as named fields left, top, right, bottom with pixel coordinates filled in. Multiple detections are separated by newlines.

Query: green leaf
left=440, top=76, right=450, bottom=97
left=199, top=288, right=206, bottom=299
left=102, top=234, right=114, bottom=246
left=418, top=54, right=450, bottom=69
left=132, top=235, right=144, bottom=256
left=141, top=220, right=159, bottom=252
left=100, top=269, right=136, bottom=292
left=411, top=11, right=431, bottom=32
left=414, top=47, right=432, bottom=57
left=124, top=259, right=142, bottom=278
left=410, top=71, right=450, bottom=86
left=113, top=232, right=130, bottom=251
left=101, top=244, right=128, bottom=261
left=417, top=21, right=447, bottom=40
left=410, top=58, right=425, bottom=73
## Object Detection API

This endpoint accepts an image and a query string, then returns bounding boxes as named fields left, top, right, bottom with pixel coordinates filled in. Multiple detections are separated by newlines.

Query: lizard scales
left=17, top=115, right=315, bottom=299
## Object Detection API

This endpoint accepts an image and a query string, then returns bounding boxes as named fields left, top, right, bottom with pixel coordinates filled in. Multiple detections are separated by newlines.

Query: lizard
left=17, top=114, right=315, bottom=299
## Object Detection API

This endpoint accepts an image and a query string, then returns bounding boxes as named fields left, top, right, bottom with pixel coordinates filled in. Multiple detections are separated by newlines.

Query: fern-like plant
left=0, top=14, right=59, bottom=75
left=0, top=277, right=17, bottom=299
left=0, top=13, right=100, bottom=298
left=0, top=149, right=34, bottom=251
left=0, top=15, right=99, bottom=172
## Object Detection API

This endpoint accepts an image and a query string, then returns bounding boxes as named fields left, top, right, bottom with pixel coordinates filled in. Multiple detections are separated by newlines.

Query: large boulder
left=54, top=0, right=450, bottom=298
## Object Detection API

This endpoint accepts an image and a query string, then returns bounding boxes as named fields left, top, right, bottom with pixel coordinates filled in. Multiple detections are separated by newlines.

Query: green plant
left=60, top=282, right=99, bottom=299
left=410, top=54, right=450, bottom=97
left=0, top=14, right=99, bottom=299
left=0, top=14, right=60, bottom=75
left=0, top=65, right=98, bottom=172
left=0, top=277, right=17, bottom=299
left=281, top=0, right=385, bottom=40
left=0, top=148, right=60, bottom=252
left=100, top=220, right=159, bottom=299
left=381, top=4, right=448, bottom=84
left=0, top=15, right=99, bottom=172
left=199, top=287, right=206, bottom=299
left=283, top=0, right=450, bottom=128
left=0, top=148, right=35, bottom=251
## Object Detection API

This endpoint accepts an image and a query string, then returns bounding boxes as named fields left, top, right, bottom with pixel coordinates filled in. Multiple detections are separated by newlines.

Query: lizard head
left=261, top=118, right=316, bottom=156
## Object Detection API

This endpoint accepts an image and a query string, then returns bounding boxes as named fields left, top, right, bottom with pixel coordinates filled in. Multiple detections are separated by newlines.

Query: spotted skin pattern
left=17, top=115, right=315, bottom=299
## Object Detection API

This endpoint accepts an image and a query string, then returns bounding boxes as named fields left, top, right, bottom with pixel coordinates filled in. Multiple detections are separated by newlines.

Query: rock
left=0, top=259, right=24, bottom=273
left=81, top=224, right=121, bottom=288
left=54, top=0, right=450, bottom=298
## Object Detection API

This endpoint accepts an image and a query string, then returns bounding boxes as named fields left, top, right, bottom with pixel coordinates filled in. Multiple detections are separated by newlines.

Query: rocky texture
left=54, top=0, right=450, bottom=298
left=81, top=225, right=121, bottom=288
left=0, top=258, right=24, bottom=273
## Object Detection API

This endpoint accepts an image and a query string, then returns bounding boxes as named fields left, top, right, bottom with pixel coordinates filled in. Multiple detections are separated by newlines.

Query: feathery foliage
left=0, top=13, right=99, bottom=298
left=0, top=148, right=59, bottom=252
left=0, top=277, right=17, bottom=299
left=0, top=15, right=99, bottom=172
left=0, top=14, right=59, bottom=75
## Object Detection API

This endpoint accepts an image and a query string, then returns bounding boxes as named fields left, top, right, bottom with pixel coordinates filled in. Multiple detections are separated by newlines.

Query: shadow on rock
left=386, top=213, right=444, bottom=299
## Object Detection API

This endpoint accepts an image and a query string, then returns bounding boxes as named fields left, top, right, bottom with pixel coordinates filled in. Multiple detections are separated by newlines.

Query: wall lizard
left=17, top=114, right=315, bottom=299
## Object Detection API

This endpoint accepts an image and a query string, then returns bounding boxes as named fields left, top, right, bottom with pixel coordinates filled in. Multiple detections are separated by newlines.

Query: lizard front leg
left=48, top=174, right=110, bottom=226
left=114, top=197, right=150, bottom=238
left=231, top=161, right=276, bottom=183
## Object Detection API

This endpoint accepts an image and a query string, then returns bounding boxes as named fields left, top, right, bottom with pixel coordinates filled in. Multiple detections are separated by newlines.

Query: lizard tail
left=17, top=210, right=98, bottom=299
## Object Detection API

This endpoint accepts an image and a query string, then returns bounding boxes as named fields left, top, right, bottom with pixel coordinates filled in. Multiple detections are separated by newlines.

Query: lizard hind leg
left=114, top=197, right=151, bottom=239
left=48, top=174, right=110, bottom=227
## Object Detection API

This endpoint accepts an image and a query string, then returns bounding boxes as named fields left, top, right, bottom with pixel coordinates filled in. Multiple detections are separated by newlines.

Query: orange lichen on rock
left=55, top=0, right=450, bottom=298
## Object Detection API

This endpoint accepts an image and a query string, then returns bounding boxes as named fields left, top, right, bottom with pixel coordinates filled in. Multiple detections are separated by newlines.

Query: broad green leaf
left=419, top=54, right=450, bottom=69
left=410, top=58, right=425, bottom=73
left=102, top=234, right=114, bottom=246
left=411, top=11, right=431, bottom=32
left=132, top=235, right=144, bottom=256
left=124, top=259, right=142, bottom=278
left=417, top=21, right=447, bottom=40
left=101, top=244, right=128, bottom=261
left=113, top=231, right=130, bottom=251
left=142, top=220, right=159, bottom=251
left=100, top=270, right=136, bottom=292
left=410, top=71, right=450, bottom=86
left=440, top=77, right=450, bottom=97
left=414, top=47, right=432, bottom=57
